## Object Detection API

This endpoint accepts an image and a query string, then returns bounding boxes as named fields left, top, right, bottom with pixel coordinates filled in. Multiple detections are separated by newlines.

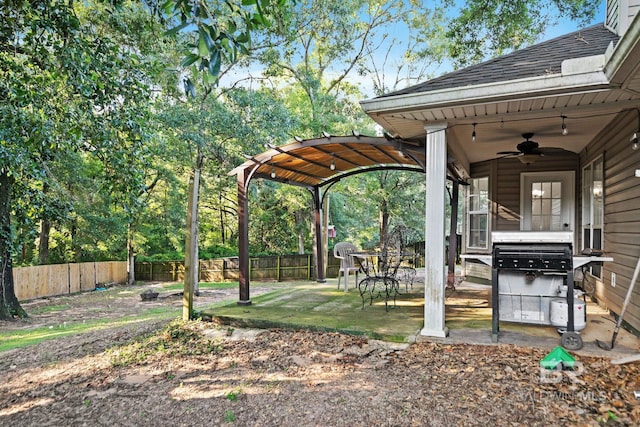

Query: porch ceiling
left=361, top=19, right=640, bottom=170
left=229, top=135, right=426, bottom=188
left=365, top=87, right=640, bottom=168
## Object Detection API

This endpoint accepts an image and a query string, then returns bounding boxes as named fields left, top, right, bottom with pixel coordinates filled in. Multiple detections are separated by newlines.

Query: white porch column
left=422, top=123, right=449, bottom=338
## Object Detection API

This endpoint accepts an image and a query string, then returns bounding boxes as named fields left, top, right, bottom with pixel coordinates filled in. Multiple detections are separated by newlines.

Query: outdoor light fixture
left=330, top=157, right=336, bottom=170
left=632, top=108, right=640, bottom=151
left=270, top=166, right=276, bottom=178
left=518, top=154, right=539, bottom=165
left=471, top=123, right=477, bottom=142
left=561, top=115, right=568, bottom=136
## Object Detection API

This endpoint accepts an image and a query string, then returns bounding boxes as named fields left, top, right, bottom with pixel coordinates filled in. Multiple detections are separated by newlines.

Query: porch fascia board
left=605, top=12, right=640, bottom=87
left=360, top=70, right=611, bottom=115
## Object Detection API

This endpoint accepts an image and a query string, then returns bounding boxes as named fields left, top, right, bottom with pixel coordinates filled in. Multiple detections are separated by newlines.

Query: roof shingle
left=378, top=24, right=619, bottom=98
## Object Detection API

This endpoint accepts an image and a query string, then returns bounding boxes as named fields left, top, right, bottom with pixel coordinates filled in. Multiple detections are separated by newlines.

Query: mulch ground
left=1, top=284, right=640, bottom=426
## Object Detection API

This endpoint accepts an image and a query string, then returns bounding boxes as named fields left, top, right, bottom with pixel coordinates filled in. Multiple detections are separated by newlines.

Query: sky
left=220, top=1, right=609, bottom=99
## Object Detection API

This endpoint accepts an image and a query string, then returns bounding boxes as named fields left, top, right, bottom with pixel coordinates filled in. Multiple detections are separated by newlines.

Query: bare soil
left=1, top=283, right=640, bottom=426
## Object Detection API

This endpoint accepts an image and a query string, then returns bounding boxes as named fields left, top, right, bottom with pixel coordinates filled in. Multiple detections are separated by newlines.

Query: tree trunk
left=183, top=148, right=202, bottom=320
left=0, top=172, right=27, bottom=320
left=295, top=211, right=305, bottom=254
left=38, top=219, right=51, bottom=265
left=219, top=192, right=226, bottom=245
left=127, top=223, right=135, bottom=286
left=380, top=199, right=389, bottom=246
left=38, top=182, right=50, bottom=265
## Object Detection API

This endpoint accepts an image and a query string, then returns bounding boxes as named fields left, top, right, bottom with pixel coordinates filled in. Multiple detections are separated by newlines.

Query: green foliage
left=161, top=0, right=292, bottom=92
left=0, top=0, right=603, bottom=289
left=225, top=409, right=236, bottom=422
left=445, top=0, right=601, bottom=67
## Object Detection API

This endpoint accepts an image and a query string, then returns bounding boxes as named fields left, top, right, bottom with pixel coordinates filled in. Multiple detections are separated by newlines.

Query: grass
left=0, top=280, right=278, bottom=352
left=0, top=276, right=499, bottom=352
left=160, top=282, right=239, bottom=292
left=0, top=307, right=179, bottom=352
left=207, top=281, right=426, bottom=342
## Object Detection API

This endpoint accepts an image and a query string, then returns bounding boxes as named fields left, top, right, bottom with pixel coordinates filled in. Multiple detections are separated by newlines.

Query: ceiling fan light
left=518, top=154, right=540, bottom=165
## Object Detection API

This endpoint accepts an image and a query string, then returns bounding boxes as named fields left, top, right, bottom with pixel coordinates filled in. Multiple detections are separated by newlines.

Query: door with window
left=521, top=171, right=575, bottom=232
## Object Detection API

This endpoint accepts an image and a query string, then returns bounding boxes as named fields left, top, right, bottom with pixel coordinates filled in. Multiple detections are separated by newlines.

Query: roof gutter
left=360, top=69, right=611, bottom=115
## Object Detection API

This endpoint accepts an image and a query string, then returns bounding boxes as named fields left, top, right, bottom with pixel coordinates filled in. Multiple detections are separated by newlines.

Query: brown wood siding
left=466, top=149, right=579, bottom=283
left=581, top=109, right=640, bottom=333
left=493, top=153, right=579, bottom=232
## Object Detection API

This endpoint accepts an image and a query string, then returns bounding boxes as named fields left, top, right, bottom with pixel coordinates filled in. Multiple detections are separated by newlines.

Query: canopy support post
left=313, top=187, right=326, bottom=283
left=237, top=169, right=251, bottom=305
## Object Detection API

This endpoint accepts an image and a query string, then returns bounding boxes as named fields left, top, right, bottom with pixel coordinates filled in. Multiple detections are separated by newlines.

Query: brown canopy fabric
left=229, top=134, right=426, bottom=189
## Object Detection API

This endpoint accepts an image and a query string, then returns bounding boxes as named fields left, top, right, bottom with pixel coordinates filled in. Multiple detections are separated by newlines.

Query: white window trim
left=520, top=171, right=575, bottom=233
left=466, top=177, right=490, bottom=251
left=582, top=156, right=604, bottom=278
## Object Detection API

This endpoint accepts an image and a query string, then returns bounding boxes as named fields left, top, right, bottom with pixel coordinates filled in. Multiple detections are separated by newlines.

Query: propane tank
left=550, top=294, right=587, bottom=331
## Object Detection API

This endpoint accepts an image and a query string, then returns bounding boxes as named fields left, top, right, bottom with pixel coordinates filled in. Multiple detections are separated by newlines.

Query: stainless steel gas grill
left=490, top=231, right=583, bottom=350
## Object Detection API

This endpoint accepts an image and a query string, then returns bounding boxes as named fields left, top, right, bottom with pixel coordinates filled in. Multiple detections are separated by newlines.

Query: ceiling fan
left=497, top=133, right=566, bottom=165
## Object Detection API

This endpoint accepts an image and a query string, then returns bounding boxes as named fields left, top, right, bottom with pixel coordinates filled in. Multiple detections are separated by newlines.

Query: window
left=521, top=171, right=574, bottom=232
left=467, top=177, right=489, bottom=250
left=582, top=156, right=604, bottom=277
left=531, top=181, right=563, bottom=230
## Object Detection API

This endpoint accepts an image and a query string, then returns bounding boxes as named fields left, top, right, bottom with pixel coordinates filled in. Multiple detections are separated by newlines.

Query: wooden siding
left=581, top=109, right=640, bottom=333
left=470, top=153, right=579, bottom=234
left=606, top=0, right=640, bottom=35
left=466, top=148, right=579, bottom=283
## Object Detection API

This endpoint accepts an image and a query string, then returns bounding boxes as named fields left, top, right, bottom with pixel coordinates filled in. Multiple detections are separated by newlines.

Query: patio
left=206, top=270, right=639, bottom=358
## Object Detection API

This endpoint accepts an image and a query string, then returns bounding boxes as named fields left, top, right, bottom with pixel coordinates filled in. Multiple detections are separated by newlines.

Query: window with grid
left=467, top=177, right=489, bottom=249
left=530, top=181, right=563, bottom=231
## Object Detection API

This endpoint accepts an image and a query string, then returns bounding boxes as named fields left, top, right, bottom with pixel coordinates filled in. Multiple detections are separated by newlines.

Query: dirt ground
left=1, top=282, right=640, bottom=426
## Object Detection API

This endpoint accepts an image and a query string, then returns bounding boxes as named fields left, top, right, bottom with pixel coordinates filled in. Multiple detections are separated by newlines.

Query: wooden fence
left=135, top=251, right=425, bottom=283
left=15, top=251, right=425, bottom=301
left=13, top=261, right=128, bottom=301
left=135, top=254, right=343, bottom=283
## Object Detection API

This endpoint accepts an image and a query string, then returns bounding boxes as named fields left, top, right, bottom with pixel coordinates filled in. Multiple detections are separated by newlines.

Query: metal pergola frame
left=228, top=133, right=434, bottom=305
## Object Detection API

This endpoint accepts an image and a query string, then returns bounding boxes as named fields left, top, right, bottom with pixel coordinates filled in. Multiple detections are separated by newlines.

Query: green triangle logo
left=540, top=346, right=576, bottom=370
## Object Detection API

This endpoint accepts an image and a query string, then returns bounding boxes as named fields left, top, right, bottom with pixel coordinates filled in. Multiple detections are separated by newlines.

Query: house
left=360, top=1, right=640, bottom=339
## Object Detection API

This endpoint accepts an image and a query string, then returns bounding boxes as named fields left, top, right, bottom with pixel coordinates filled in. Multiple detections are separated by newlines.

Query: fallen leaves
left=1, top=323, right=639, bottom=426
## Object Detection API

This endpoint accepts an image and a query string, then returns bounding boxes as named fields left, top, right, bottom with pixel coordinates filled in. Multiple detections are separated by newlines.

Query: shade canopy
left=229, top=134, right=427, bottom=188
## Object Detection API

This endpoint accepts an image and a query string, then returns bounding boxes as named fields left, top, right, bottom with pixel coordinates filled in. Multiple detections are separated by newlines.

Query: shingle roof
left=378, top=24, right=619, bottom=98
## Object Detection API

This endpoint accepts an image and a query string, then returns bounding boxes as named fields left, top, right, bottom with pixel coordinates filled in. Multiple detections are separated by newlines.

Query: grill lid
left=491, top=231, right=573, bottom=244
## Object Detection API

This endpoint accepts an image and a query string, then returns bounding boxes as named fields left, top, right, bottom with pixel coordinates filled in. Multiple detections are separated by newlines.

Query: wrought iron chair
left=333, top=242, right=360, bottom=292
left=357, top=226, right=407, bottom=311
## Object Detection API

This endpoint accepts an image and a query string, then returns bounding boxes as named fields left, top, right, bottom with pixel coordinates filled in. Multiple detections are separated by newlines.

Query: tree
left=0, top=0, right=290, bottom=319
left=443, top=0, right=601, bottom=67
left=0, top=1, right=151, bottom=319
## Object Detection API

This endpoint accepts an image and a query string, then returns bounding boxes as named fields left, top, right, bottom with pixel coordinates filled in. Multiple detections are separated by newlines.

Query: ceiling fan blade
left=496, top=151, right=520, bottom=155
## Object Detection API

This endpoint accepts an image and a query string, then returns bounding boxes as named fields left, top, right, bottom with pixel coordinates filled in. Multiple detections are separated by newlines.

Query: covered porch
left=229, top=133, right=459, bottom=339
